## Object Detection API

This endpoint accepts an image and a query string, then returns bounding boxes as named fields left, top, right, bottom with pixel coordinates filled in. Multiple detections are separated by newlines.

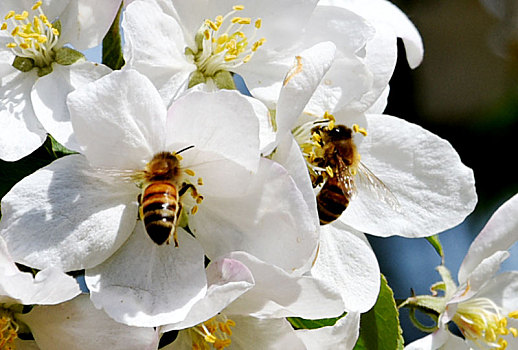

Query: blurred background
left=369, top=0, right=518, bottom=343
left=44, top=0, right=518, bottom=345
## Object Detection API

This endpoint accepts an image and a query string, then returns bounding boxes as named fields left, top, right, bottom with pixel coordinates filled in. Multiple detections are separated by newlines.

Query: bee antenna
left=176, top=145, right=195, bottom=154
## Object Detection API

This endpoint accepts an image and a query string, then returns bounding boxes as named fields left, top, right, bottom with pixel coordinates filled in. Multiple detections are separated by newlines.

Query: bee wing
left=355, top=162, right=401, bottom=212
left=334, top=156, right=357, bottom=199
left=84, top=167, right=144, bottom=186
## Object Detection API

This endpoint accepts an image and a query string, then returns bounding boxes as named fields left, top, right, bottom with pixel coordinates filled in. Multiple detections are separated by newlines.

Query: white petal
left=190, top=158, right=319, bottom=272
left=404, top=328, right=467, bottom=350
left=272, top=135, right=319, bottom=227
left=85, top=225, right=207, bottom=327
left=340, top=114, right=477, bottom=238
left=161, top=257, right=255, bottom=331
left=122, top=1, right=195, bottom=106
left=458, top=194, right=518, bottom=283
left=223, top=251, right=344, bottom=319
left=450, top=251, right=509, bottom=304
left=166, top=89, right=260, bottom=173
left=475, top=271, right=518, bottom=314
left=0, top=266, right=80, bottom=306
left=0, top=155, right=138, bottom=271
left=311, top=223, right=380, bottom=312
left=276, top=41, right=337, bottom=140
left=321, top=0, right=424, bottom=68
left=58, top=0, right=122, bottom=50
left=31, top=62, right=111, bottom=152
left=67, top=69, right=167, bottom=169
left=296, top=312, right=360, bottom=350
left=0, top=70, right=46, bottom=161
left=18, top=294, right=157, bottom=350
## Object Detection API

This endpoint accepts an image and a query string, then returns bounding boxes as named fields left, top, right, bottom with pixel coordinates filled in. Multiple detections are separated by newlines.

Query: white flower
left=121, top=0, right=376, bottom=110
left=0, top=235, right=81, bottom=348
left=270, top=40, right=477, bottom=239
left=0, top=69, right=319, bottom=326
left=405, top=193, right=518, bottom=350
left=159, top=251, right=346, bottom=350
left=0, top=0, right=121, bottom=160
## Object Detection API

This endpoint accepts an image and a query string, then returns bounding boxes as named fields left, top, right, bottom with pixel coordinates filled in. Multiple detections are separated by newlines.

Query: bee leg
left=171, top=203, right=182, bottom=248
left=137, top=193, right=143, bottom=221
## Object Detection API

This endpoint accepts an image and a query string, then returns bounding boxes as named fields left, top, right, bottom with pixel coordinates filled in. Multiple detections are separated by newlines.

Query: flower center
left=452, top=297, right=518, bottom=349
left=186, top=5, right=265, bottom=87
left=189, top=314, right=236, bottom=350
left=1, top=1, right=60, bottom=69
left=292, top=111, right=366, bottom=187
left=0, top=310, right=19, bottom=350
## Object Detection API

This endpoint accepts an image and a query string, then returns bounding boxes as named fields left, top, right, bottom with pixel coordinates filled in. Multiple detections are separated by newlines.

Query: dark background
left=369, top=0, right=518, bottom=343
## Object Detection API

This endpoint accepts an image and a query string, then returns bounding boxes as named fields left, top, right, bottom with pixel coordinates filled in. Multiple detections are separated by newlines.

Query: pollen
left=187, top=5, right=266, bottom=79
left=452, top=298, right=518, bottom=350
left=190, top=315, right=236, bottom=350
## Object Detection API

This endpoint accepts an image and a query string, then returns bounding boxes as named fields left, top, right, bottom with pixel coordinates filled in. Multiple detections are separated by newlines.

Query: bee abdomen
left=316, top=183, right=349, bottom=225
left=140, top=181, right=179, bottom=245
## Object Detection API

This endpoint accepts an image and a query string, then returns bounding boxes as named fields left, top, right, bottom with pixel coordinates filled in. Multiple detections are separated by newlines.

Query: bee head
left=326, top=125, right=352, bottom=141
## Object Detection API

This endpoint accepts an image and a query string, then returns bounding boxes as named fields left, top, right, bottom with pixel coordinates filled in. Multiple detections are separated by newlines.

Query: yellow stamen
left=255, top=19, right=262, bottom=29
left=352, top=124, right=368, bottom=136
left=184, top=169, right=195, bottom=177
left=14, top=11, right=29, bottom=21
left=6, top=42, right=16, bottom=48
left=191, top=205, right=198, bottom=215
left=4, top=11, right=15, bottom=20
left=1, top=23, right=6, bottom=30
left=232, top=5, right=245, bottom=11
left=326, top=166, right=334, bottom=177
left=32, top=1, right=43, bottom=10
left=190, top=315, right=235, bottom=350
left=197, top=178, right=204, bottom=186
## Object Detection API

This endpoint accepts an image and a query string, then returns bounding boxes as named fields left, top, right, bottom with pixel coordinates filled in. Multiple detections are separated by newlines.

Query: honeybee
left=137, top=146, right=195, bottom=246
left=312, top=125, right=399, bottom=225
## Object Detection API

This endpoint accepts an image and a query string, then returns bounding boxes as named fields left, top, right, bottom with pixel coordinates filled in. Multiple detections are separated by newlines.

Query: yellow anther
left=509, top=327, right=518, bottom=337
left=352, top=124, right=368, bottom=136
left=11, top=26, right=19, bottom=36
left=184, top=169, right=195, bottom=177
left=232, top=5, right=245, bottom=11
left=197, top=178, right=204, bottom=186
left=237, top=17, right=251, bottom=25
left=52, top=27, right=59, bottom=35
left=191, top=205, right=199, bottom=215
left=37, top=35, right=47, bottom=43
left=6, top=42, right=16, bottom=48
left=1, top=23, right=6, bottom=30
left=14, top=11, right=29, bottom=21
left=19, top=42, right=29, bottom=49
left=32, top=1, right=43, bottom=10
left=498, top=339, right=508, bottom=350
left=224, top=54, right=237, bottom=61
left=204, top=29, right=210, bottom=40
left=231, top=16, right=241, bottom=24
left=206, top=19, right=219, bottom=32
left=323, top=111, right=335, bottom=121
left=215, top=15, right=223, bottom=27
left=4, top=11, right=15, bottom=20
left=328, top=120, right=335, bottom=130
left=243, top=54, right=252, bottom=63
left=204, top=334, right=216, bottom=343
left=214, top=339, right=232, bottom=349
left=255, top=19, right=262, bottom=28
left=508, top=311, right=518, bottom=319
left=196, top=196, right=203, bottom=204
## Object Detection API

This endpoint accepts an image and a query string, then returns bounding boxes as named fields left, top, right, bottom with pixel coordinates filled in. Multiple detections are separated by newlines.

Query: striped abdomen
left=140, top=181, right=180, bottom=245
left=316, top=178, right=350, bottom=225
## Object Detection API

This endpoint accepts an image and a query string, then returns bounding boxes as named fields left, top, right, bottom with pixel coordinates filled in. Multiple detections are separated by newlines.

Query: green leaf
left=0, top=136, right=75, bottom=203
left=55, top=47, right=85, bottom=65
left=102, top=2, right=125, bottom=70
left=425, top=235, right=444, bottom=259
left=354, top=274, right=404, bottom=350
left=288, top=313, right=346, bottom=330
